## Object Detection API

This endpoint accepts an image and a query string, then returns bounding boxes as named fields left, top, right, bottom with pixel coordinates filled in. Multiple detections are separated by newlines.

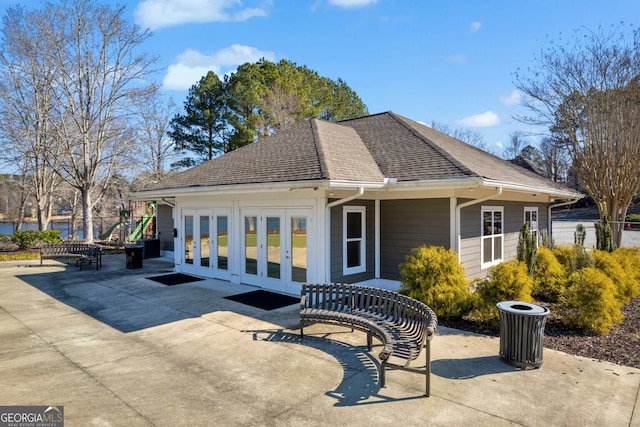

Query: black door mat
left=224, top=289, right=299, bottom=311
left=147, top=273, right=205, bottom=286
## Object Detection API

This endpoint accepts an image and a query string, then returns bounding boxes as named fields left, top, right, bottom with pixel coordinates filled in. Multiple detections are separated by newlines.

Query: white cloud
left=456, top=111, right=500, bottom=128
left=470, top=21, right=482, bottom=32
left=329, top=0, right=378, bottom=8
left=134, top=0, right=268, bottom=31
left=500, top=89, right=522, bottom=106
left=162, top=45, right=277, bottom=91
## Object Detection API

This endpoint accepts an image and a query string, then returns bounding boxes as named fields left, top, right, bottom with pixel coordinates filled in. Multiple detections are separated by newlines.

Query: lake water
left=0, top=221, right=86, bottom=240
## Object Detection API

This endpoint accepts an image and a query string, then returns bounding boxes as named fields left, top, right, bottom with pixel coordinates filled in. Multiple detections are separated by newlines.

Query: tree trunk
left=82, top=189, right=93, bottom=242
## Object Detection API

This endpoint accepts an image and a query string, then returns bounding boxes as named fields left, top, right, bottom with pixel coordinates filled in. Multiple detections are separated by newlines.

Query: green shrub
left=39, top=229, right=63, bottom=244
left=0, top=234, right=11, bottom=244
left=625, top=213, right=640, bottom=223
left=399, top=245, right=472, bottom=319
left=610, top=248, right=640, bottom=302
left=471, top=260, right=534, bottom=322
left=561, top=267, right=623, bottom=334
left=532, top=247, right=567, bottom=303
left=11, top=230, right=39, bottom=250
left=552, top=245, right=593, bottom=273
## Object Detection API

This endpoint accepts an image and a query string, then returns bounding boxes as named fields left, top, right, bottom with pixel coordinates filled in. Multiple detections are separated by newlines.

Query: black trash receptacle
left=497, top=301, right=550, bottom=369
left=125, top=245, right=144, bottom=269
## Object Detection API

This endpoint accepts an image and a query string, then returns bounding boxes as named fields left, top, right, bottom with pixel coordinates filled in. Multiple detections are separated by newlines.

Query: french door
left=183, top=209, right=231, bottom=279
left=241, top=209, right=310, bottom=294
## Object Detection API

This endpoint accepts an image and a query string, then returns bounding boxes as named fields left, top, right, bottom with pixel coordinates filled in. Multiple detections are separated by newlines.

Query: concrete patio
left=1, top=254, right=639, bottom=426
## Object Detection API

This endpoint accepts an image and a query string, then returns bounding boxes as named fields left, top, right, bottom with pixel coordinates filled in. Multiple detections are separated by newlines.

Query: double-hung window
left=343, top=206, right=366, bottom=275
left=481, top=206, right=503, bottom=268
left=524, top=207, right=538, bottom=242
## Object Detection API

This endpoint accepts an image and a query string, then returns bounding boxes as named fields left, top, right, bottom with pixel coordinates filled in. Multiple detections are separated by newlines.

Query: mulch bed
left=440, top=296, right=640, bottom=369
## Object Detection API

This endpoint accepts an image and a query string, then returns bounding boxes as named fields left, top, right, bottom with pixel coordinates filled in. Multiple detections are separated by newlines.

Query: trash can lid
left=496, top=301, right=549, bottom=315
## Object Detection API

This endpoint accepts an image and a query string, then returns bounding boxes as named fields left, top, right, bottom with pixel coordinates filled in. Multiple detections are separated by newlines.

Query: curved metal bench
left=300, top=283, right=437, bottom=396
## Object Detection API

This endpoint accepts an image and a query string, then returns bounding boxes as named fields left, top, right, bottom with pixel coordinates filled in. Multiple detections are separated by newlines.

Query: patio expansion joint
left=1, top=306, right=159, bottom=427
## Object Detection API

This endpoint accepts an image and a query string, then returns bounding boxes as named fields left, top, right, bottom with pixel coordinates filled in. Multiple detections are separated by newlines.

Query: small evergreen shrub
left=471, top=260, right=534, bottom=322
left=595, top=218, right=615, bottom=252
left=532, top=246, right=567, bottom=303
left=540, top=229, right=555, bottom=249
left=561, top=267, right=623, bottom=334
left=552, top=245, right=593, bottom=273
left=574, top=224, right=586, bottom=246
left=11, top=230, right=39, bottom=250
left=399, top=245, right=472, bottom=319
left=517, top=222, right=537, bottom=275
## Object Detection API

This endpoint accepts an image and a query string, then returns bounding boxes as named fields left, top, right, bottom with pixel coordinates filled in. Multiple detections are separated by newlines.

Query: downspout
left=548, top=197, right=580, bottom=244
left=161, top=198, right=175, bottom=208
left=455, top=187, right=503, bottom=262
left=326, top=187, right=365, bottom=282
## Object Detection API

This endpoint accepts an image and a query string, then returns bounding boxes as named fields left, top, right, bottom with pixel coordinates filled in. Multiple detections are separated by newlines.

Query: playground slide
left=129, top=214, right=152, bottom=242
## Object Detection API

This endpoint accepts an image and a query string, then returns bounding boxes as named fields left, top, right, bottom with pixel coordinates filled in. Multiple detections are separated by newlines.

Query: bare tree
left=539, top=136, right=570, bottom=182
left=41, top=0, right=157, bottom=241
left=515, top=25, right=640, bottom=246
left=430, top=121, right=493, bottom=153
left=502, top=131, right=527, bottom=159
left=135, top=93, right=178, bottom=181
left=0, top=5, right=63, bottom=231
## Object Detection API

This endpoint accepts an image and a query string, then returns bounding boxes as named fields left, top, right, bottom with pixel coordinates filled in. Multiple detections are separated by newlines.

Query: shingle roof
left=142, top=111, right=578, bottom=197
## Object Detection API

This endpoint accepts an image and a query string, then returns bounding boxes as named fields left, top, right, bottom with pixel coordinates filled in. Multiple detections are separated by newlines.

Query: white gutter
left=455, top=187, right=503, bottom=261
left=326, top=187, right=365, bottom=282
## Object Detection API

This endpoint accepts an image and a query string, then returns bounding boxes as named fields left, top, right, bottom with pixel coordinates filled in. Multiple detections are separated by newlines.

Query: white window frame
left=481, top=206, right=504, bottom=269
left=524, top=207, right=538, bottom=243
left=343, top=206, right=366, bottom=275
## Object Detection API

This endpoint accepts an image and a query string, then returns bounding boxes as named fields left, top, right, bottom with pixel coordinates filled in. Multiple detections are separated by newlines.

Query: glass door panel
left=199, top=215, right=210, bottom=267
left=217, top=216, right=228, bottom=271
left=185, top=215, right=194, bottom=265
left=244, top=216, right=258, bottom=275
left=290, top=216, right=307, bottom=283
left=266, top=216, right=281, bottom=279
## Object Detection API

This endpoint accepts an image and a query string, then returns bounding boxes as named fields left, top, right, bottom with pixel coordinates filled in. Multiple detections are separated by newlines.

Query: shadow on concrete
left=249, top=329, right=426, bottom=406
left=14, top=255, right=277, bottom=333
left=432, top=355, right=515, bottom=379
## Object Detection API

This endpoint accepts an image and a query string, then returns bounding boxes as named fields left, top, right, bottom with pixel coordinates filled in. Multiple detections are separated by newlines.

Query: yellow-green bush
left=471, top=260, right=534, bottom=322
left=593, top=250, right=635, bottom=305
left=552, top=244, right=592, bottom=273
left=399, top=245, right=472, bottom=319
left=610, top=248, right=640, bottom=302
left=561, top=267, right=623, bottom=334
left=532, top=246, right=567, bottom=303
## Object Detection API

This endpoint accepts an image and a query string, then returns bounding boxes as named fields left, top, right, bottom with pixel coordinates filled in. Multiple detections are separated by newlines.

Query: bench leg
left=425, top=340, right=431, bottom=397
left=367, top=332, right=373, bottom=351
left=380, top=362, right=386, bottom=388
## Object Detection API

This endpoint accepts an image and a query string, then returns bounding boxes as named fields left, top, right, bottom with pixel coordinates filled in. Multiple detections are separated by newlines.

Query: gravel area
left=440, top=297, right=640, bottom=369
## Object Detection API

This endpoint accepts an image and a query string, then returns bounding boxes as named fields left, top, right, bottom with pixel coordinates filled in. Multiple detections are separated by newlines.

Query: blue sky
left=4, top=0, right=640, bottom=154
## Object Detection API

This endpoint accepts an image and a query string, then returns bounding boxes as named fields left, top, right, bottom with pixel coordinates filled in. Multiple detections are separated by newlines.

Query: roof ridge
left=310, top=118, right=329, bottom=179
left=385, top=112, right=479, bottom=177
